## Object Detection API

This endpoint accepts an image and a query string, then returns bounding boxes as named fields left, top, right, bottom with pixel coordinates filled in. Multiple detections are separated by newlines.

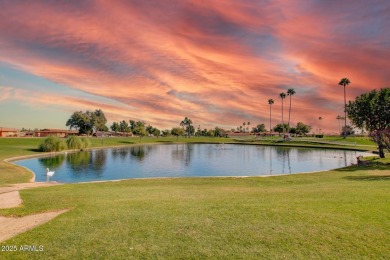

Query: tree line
left=65, top=86, right=389, bottom=157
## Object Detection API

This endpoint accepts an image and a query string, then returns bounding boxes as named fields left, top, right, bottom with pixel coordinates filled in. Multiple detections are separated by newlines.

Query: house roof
left=0, top=127, right=18, bottom=132
left=38, top=129, right=78, bottom=133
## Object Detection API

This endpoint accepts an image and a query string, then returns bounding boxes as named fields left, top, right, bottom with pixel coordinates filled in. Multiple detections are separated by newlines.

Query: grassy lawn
left=0, top=136, right=389, bottom=258
left=0, top=165, right=389, bottom=259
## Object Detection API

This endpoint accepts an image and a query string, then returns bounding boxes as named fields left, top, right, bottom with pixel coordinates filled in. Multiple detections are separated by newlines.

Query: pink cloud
left=0, top=1, right=389, bottom=133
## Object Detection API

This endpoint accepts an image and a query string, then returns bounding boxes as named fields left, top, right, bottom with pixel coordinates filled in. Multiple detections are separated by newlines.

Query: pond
left=14, top=144, right=371, bottom=183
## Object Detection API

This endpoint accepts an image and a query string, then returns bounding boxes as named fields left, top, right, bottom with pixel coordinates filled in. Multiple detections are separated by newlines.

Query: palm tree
left=338, top=78, right=351, bottom=138
left=243, top=122, right=246, bottom=132
left=268, top=99, right=274, bottom=136
left=287, top=88, right=296, bottom=128
left=318, top=116, right=323, bottom=134
left=247, top=122, right=250, bottom=133
left=336, top=115, right=343, bottom=134
left=279, top=92, right=286, bottom=134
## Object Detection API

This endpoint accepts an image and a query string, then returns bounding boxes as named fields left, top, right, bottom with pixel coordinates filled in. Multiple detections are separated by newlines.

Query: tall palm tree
left=338, top=78, right=351, bottom=138
left=243, top=122, right=246, bottom=132
left=287, top=88, right=296, bottom=128
left=279, top=92, right=286, bottom=134
left=268, top=99, right=274, bottom=136
left=336, top=115, right=342, bottom=134
left=318, top=116, right=323, bottom=134
left=247, top=122, right=250, bottom=133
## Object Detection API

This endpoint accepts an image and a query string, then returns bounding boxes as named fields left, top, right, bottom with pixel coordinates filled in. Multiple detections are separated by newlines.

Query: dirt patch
left=0, top=191, right=22, bottom=209
left=0, top=182, right=60, bottom=195
left=0, top=209, right=69, bottom=242
left=0, top=182, right=65, bottom=242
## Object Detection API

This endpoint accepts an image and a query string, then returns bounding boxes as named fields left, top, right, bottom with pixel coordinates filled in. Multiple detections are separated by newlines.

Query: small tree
left=162, top=129, right=171, bottom=137
left=171, top=127, right=185, bottom=141
left=295, top=122, right=311, bottom=136
left=110, top=122, right=120, bottom=133
left=252, top=124, right=266, bottom=133
left=346, top=88, right=390, bottom=158
left=180, top=117, right=194, bottom=138
left=273, top=123, right=289, bottom=135
left=214, top=127, right=226, bottom=137
left=152, top=128, right=161, bottom=137
left=133, top=124, right=147, bottom=140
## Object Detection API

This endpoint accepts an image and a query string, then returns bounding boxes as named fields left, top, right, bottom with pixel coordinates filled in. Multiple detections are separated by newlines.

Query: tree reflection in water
left=275, top=147, right=292, bottom=174
left=130, top=145, right=154, bottom=162
left=66, top=150, right=107, bottom=176
left=171, top=144, right=192, bottom=166
left=38, top=154, right=65, bottom=169
left=112, top=148, right=130, bottom=161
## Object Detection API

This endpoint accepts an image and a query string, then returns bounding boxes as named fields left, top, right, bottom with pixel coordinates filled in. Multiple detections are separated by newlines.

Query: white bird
left=46, top=168, right=55, bottom=177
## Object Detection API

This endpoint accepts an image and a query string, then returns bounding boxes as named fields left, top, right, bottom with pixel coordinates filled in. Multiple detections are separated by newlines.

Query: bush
left=38, top=136, right=67, bottom=152
left=81, top=137, right=91, bottom=149
left=315, top=135, right=324, bottom=138
left=66, top=135, right=83, bottom=149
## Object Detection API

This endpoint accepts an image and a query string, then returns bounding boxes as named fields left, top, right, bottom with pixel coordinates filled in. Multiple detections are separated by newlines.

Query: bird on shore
left=46, top=168, right=55, bottom=177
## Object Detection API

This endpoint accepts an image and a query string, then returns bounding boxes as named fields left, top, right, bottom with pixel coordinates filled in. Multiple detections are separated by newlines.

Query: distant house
left=0, top=127, right=19, bottom=137
left=34, top=129, right=78, bottom=137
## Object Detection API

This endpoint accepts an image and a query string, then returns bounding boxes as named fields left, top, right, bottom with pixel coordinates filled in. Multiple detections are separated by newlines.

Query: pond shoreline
left=9, top=142, right=375, bottom=184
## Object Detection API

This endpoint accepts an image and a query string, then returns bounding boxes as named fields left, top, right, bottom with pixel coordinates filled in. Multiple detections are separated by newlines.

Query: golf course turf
left=0, top=137, right=389, bottom=259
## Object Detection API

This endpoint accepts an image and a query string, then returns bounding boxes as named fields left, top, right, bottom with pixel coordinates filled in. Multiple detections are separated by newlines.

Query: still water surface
left=14, top=144, right=371, bottom=183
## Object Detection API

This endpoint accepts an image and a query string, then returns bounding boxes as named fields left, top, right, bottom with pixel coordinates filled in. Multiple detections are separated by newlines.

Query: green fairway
left=0, top=136, right=389, bottom=259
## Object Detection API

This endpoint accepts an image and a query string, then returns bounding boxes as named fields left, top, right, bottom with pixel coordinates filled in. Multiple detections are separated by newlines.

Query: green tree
left=119, top=120, right=129, bottom=133
left=279, top=92, right=286, bottom=134
left=252, top=124, right=266, bottom=133
left=129, top=120, right=136, bottom=132
left=287, top=88, right=296, bottom=128
left=110, top=122, right=120, bottom=133
left=66, top=111, right=91, bottom=135
left=273, top=123, right=289, bottom=135
left=289, top=127, right=297, bottom=134
left=66, top=109, right=107, bottom=135
left=171, top=127, right=185, bottom=140
left=162, top=129, right=171, bottom=137
left=146, top=125, right=154, bottom=135
left=152, top=128, right=161, bottom=137
left=214, top=127, right=226, bottom=137
left=180, top=117, right=194, bottom=138
left=132, top=121, right=146, bottom=139
left=91, top=109, right=108, bottom=132
left=268, top=99, right=274, bottom=135
left=295, top=122, right=311, bottom=135
left=346, top=88, right=390, bottom=157
left=338, top=78, right=351, bottom=138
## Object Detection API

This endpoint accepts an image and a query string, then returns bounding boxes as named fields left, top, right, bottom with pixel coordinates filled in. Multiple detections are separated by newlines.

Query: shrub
left=81, top=137, right=91, bottom=149
left=315, top=135, right=324, bottom=138
left=66, top=135, right=83, bottom=149
left=38, top=136, right=67, bottom=152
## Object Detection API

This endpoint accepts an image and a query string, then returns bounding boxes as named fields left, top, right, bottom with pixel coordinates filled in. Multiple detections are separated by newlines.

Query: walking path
left=0, top=182, right=68, bottom=243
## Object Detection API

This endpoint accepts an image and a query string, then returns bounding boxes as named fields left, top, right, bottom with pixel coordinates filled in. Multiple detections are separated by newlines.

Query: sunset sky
left=1, top=0, right=389, bottom=133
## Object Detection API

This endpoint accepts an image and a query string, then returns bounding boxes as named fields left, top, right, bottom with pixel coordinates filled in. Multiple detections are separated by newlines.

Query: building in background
left=0, top=127, right=19, bottom=137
